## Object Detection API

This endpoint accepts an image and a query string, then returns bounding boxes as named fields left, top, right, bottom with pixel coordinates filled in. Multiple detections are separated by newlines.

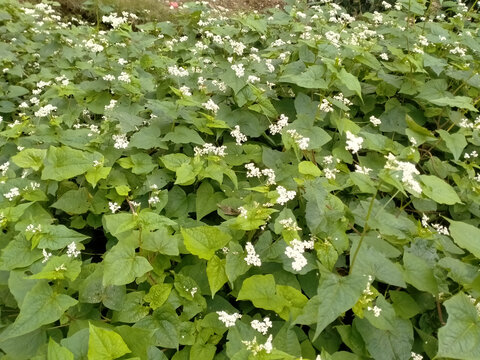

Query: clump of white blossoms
left=367, top=305, right=382, bottom=317
left=104, top=99, right=117, bottom=111
left=369, top=115, right=381, bottom=126
left=269, top=114, right=289, bottom=135
left=66, top=241, right=81, bottom=258
left=279, top=218, right=301, bottom=231
left=42, top=249, right=52, bottom=263
left=319, top=99, right=334, bottom=113
left=345, top=131, right=364, bottom=154
left=355, top=165, right=372, bottom=175
left=117, top=72, right=131, bottom=83
left=4, top=187, right=20, bottom=201
left=34, top=104, right=57, bottom=117
left=244, top=242, right=262, bottom=267
left=112, top=134, right=129, bottom=149
left=0, top=161, right=9, bottom=177
left=167, top=65, right=189, bottom=77
left=202, top=99, right=220, bottom=114
left=230, top=125, right=247, bottom=145
left=287, top=129, right=310, bottom=150
left=384, top=153, right=422, bottom=194
left=251, top=317, right=272, bottom=335
left=242, top=335, right=273, bottom=355
left=231, top=63, right=245, bottom=78
left=108, top=201, right=121, bottom=213
left=276, top=186, right=296, bottom=205
left=285, top=239, right=314, bottom=271
left=194, top=143, right=227, bottom=157
left=245, top=163, right=276, bottom=185
left=102, top=13, right=127, bottom=29
left=411, top=352, right=423, bottom=360
left=179, top=86, right=192, bottom=96
left=217, top=311, right=242, bottom=327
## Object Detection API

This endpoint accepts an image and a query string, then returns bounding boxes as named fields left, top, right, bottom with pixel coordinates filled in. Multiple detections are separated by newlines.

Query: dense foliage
left=1, top=0, right=480, bottom=359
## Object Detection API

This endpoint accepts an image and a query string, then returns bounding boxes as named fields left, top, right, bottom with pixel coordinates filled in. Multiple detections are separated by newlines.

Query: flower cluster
left=287, top=129, right=310, bottom=150
left=193, top=143, right=227, bottom=157
left=230, top=125, right=247, bottom=145
left=250, top=317, right=272, bottom=335
left=217, top=311, right=242, bottom=327
left=284, top=239, right=314, bottom=271
left=345, top=131, right=363, bottom=154
left=244, top=242, right=261, bottom=266
left=245, top=163, right=276, bottom=185
left=276, top=186, right=296, bottom=205
left=384, top=153, right=422, bottom=194
left=269, top=114, right=289, bottom=135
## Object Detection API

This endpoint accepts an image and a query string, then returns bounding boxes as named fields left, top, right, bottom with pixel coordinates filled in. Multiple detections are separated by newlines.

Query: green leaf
left=161, top=153, right=191, bottom=171
left=38, top=225, right=89, bottom=250
left=2, top=282, right=77, bottom=340
left=163, top=126, right=205, bottom=145
left=420, top=175, right=461, bottom=205
left=438, top=130, right=467, bottom=161
left=206, top=255, right=228, bottom=298
left=279, top=65, right=328, bottom=89
left=389, top=291, right=420, bottom=319
left=87, top=323, right=130, bottom=360
left=130, top=153, right=156, bottom=174
left=295, top=272, right=368, bottom=340
left=237, top=274, right=287, bottom=314
left=11, top=148, right=47, bottom=171
left=141, top=228, right=179, bottom=256
left=48, top=338, right=74, bottom=360
left=196, top=181, right=224, bottom=220
left=144, top=283, right=172, bottom=310
left=437, top=292, right=480, bottom=360
left=51, top=188, right=91, bottom=214
left=355, top=316, right=413, bottom=360
left=181, top=226, right=232, bottom=260
left=190, top=344, right=216, bottom=360
left=337, top=68, right=362, bottom=100
left=403, top=251, right=438, bottom=295
left=103, top=242, right=153, bottom=286
left=449, top=220, right=480, bottom=259
left=298, top=161, right=321, bottom=177
left=41, top=146, right=101, bottom=181
left=85, top=166, right=111, bottom=188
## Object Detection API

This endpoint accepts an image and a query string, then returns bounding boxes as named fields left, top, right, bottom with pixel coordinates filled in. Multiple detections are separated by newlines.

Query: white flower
left=0, top=161, right=9, bottom=176
left=105, top=99, right=117, bottom=111
left=167, top=65, right=189, bottom=77
left=148, top=196, right=160, bottom=205
left=269, top=114, right=288, bottom=135
left=319, top=99, right=334, bottom=113
left=432, top=223, right=449, bottom=235
left=247, top=75, right=260, bottom=84
left=42, top=249, right=52, bottom=263
left=202, top=99, right=220, bottom=114
left=231, top=63, right=245, bottom=78
left=367, top=305, right=382, bottom=317
left=194, top=143, right=227, bottom=157
left=179, top=86, right=192, bottom=96
left=285, top=239, right=314, bottom=271
left=242, top=335, right=273, bottom=355
left=230, top=40, right=246, bottom=55
left=112, top=134, right=129, bottom=149
left=345, top=131, right=363, bottom=154
left=421, top=214, right=429, bottom=228
left=244, top=242, right=262, bottom=266
left=34, top=104, right=57, bottom=117
left=230, top=125, right=247, bottom=145
left=66, top=241, right=80, bottom=258
left=276, top=186, right=296, bottom=205
left=369, top=116, right=381, bottom=126
left=109, top=201, right=121, bottom=213
left=384, top=154, right=422, bottom=194
left=287, top=129, right=310, bottom=150
left=217, top=311, right=242, bottom=327
left=238, top=206, right=248, bottom=218
left=411, top=352, right=423, bottom=360
left=245, top=163, right=262, bottom=178
left=261, top=168, right=276, bottom=185
left=102, top=13, right=127, bottom=28
left=279, top=218, right=301, bottom=231
left=251, top=317, right=272, bottom=335
left=26, top=224, right=42, bottom=233
left=103, top=74, right=115, bottom=81
left=354, top=165, right=372, bottom=175
left=4, top=187, right=20, bottom=201
left=117, top=72, right=131, bottom=83
left=382, top=1, right=392, bottom=9
left=118, top=58, right=128, bottom=65
left=84, top=39, right=104, bottom=53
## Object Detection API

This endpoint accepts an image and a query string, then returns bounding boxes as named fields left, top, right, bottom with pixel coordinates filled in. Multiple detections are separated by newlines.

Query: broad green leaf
left=355, top=316, right=413, bottom=360
left=190, top=344, right=216, bottom=360
left=237, top=274, right=287, bottom=314
left=87, top=323, right=130, bottom=360
left=141, top=228, right=179, bottom=256
left=196, top=181, right=224, bottom=220
left=114, top=326, right=155, bottom=360
left=41, top=146, right=101, bottom=181
left=161, top=153, right=190, bottom=171
left=38, top=225, right=89, bottom=250
left=438, top=130, right=467, bottom=161
left=85, top=166, right=111, bottom=188
left=298, top=161, right=321, bottom=177
left=144, top=283, right=172, bottom=310
left=206, top=255, right=228, bottom=298
left=295, top=272, right=368, bottom=340
left=2, top=282, right=77, bottom=340
left=420, top=175, right=461, bottom=205
left=337, top=68, right=362, bottom=100
left=48, top=338, right=74, bottom=360
left=112, top=291, right=149, bottom=323
left=279, top=65, right=328, bottom=89
left=163, top=126, right=204, bottom=145
left=103, top=242, right=153, bottom=286
left=389, top=291, right=420, bottom=319
left=449, top=220, right=480, bottom=259
left=51, top=188, right=91, bottom=214
left=130, top=153, right=156, bottom=174
left=11, top=148, right=47, bottom=171
left=181, top=226, right=232, bottom=260
left=403, top=251, right=438, bottom=295
left=29, top=256, right=82, bottom=281
left=437, top=292, right=480, bottom=359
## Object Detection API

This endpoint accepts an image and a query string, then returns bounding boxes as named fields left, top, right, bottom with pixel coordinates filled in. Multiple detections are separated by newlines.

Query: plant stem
left=349, top=189, right=378, bottom=274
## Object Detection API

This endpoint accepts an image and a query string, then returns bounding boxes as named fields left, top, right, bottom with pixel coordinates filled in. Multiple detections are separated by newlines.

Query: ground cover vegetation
left=0, top=0, right=479, bottom=359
